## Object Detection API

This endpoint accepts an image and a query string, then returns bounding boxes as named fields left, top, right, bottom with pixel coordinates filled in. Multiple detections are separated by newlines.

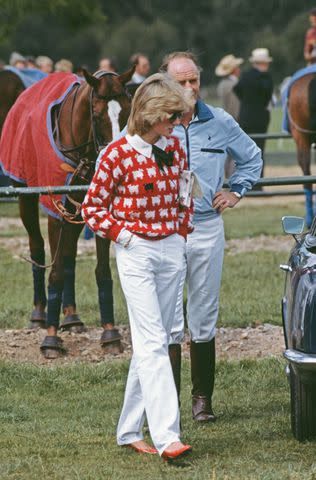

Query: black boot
left=190, top=339, right=216, bottom=422
left=168, top=344, right=181, bottom=404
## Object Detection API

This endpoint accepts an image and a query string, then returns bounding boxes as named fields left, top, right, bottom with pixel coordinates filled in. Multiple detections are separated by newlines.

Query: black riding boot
left=190, top=338, right=216, bottom=422
left=168, top=344, right=181, bottom=405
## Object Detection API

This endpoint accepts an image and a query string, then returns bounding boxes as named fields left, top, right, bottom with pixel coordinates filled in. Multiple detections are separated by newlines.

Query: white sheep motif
left=151, top=196, right=161, bottom=206
left=136, top=154, right=147, bottom=165
left=136, top=197, right=148, bottom=208
left=123, top=198, right=133, bottom=208
left=113, top=165, right=123, bottom=179
left=147, top=167, right=156, bottom=178
left=166, top=221, right=175, bottom=230
left=133, top=170, right=144, bottom=180
left=99, top=187, right=109, bottom=199
left=159, top=208, right=168, bottom=218
left=128, top=184, right=139, bottom=194
left=97, top=169, right=108, bottom=182
left=145, top=210, right=155, bottom=220
left=157, top=180, right=166, bottom=191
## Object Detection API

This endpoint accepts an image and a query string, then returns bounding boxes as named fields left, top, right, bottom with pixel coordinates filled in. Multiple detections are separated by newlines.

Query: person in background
left=82, top=73, right=194, bottom=459
left=98, top=57, right=117, bottom=72
left=160, top=51, right=262, bottom=424
left=55, top=58, right=73, bottom=73
left=233, top=48, right=273, bottom=179
left=215, top=54, right=244, bottom=177
left=36, top=56, right=53, bottom=74
left=304, top=8, right=316, bottom=64
left=130, top=52, right=150, bottom=84
left=9, top=52, right=27, bottom=69
left=25, top=55, right=37, bottom=69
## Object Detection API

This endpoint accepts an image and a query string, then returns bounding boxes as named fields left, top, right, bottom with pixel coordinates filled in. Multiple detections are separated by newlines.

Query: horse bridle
left=52, top=71, right=130, bottom=223
left=54, top=71, right=123, bottom=163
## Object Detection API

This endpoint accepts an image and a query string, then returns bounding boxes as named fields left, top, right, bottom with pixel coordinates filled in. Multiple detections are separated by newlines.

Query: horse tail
left=308, top=76, right=316, bottom=135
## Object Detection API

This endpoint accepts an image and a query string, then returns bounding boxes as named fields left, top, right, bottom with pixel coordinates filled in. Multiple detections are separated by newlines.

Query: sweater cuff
left=108, top=223, right=124, bottom=242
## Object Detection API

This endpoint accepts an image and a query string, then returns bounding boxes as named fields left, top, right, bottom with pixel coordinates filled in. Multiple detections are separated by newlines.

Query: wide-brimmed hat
left=249, top=48, right=273, bottom=63
left=215, top=54, right=244, bottom=77
left=9, top=51, right=27, bottom=66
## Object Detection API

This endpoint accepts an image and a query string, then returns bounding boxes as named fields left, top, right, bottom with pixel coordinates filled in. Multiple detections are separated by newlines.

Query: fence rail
left=250, top=133, right=291, bottom=140
left=0, top=176, right=316, bottom=199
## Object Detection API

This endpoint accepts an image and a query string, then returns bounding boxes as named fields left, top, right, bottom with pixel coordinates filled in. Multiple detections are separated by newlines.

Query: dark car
left=280, top=215, right=316, bottom=441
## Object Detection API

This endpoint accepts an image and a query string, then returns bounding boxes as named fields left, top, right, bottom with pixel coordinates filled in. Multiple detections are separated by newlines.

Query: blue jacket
left=172, top=100, right=263, bottom=222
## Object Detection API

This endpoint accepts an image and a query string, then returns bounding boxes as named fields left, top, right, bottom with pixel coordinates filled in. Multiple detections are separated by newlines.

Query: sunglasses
left=167, top=111, right=183, bottom=122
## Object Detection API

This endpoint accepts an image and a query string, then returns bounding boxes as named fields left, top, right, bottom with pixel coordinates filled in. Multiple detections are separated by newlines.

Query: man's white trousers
left=115, top=233, right=185, bottom=455
left=171, top=215, right=225, bottom=343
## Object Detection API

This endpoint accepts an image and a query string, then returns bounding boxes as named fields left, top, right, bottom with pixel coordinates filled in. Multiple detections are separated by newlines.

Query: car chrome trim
left=284, top=349, right=316, bottom=371
left=279, top=264, right=292, bottom=272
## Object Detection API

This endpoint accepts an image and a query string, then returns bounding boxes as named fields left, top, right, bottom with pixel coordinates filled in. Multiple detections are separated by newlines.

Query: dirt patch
left=0, top=323, right=285, bottom=366
left=225, top=235, right=293, bottom=255
left=0, top=223, right=294, bottom=259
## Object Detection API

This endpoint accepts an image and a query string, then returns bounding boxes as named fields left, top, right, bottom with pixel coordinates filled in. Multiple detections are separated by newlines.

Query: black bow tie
left=152, top=145, right=174, bottom=170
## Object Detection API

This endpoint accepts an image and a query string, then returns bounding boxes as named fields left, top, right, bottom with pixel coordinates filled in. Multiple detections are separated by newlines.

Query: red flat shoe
left=161, top=444, right=192, bottom=459
left=125, top=443, right=158, bottom=455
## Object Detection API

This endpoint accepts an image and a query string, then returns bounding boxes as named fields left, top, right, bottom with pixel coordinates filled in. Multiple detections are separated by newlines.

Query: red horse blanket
left=0, top=72, right=82, bottom=217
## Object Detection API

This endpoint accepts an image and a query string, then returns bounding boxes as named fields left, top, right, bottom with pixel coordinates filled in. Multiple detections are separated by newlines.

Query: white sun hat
left=249, top=48, right=273, bottom=63
left=215, top=54, right=244, bottom=77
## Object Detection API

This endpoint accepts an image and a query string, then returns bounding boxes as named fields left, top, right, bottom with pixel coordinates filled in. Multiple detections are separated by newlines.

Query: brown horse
left=0, top=70, right=25, bottom=185
left=0, top=68, right=134, bottom=356
left=0, top=70, right=25, bottom=135
left=287, top=72, right=316, bottom=227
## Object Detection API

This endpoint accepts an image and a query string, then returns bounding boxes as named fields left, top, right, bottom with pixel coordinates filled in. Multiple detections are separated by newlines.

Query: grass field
left=1, top=358, right=316, bottom=480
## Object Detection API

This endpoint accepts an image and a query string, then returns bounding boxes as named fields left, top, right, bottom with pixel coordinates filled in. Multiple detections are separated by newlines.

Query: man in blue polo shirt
left=160, top=51, right=262, bottom=422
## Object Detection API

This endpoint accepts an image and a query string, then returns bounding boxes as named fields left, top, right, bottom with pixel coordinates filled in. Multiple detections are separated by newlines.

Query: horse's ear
left=82, top=68, right=99, bottom=89
left=118, top=66, right=136, bottom=86
left=126, top=82, right=140, bottom=98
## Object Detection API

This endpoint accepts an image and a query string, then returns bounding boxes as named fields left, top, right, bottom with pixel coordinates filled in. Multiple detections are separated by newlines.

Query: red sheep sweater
left=82, top=134, right=193, bottom=241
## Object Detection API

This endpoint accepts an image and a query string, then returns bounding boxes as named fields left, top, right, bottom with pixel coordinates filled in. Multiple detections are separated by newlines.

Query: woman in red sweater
left=82, top=73, right=194, bottom=459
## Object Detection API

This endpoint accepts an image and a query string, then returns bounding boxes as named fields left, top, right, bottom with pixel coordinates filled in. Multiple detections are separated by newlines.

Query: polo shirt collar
left=126, top=133, right=167, bottom=157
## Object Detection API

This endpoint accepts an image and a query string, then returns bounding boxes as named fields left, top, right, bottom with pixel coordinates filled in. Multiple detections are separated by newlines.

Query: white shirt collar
left=125, top=133, right=167, bottom=158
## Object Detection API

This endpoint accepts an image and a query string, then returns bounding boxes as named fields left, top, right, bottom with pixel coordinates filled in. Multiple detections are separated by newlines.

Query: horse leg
left=40, top=217, right=65, bottom=357
left=17, top=190, right=46, bottom=328
left=60, top=221, right=85, bottom=332
left=95, top=236, right=123, bottom=352
left=41, top=216, right=81, bottom=358
left=296, top=136, right=313, bottom=227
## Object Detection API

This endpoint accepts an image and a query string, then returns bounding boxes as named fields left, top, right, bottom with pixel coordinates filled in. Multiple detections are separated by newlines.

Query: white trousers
left=115, top=233, right=185, bottom=455
left=171, top=215, right=225, bottom=344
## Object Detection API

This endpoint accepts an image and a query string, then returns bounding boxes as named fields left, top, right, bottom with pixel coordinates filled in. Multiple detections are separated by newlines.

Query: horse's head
left=82, top=67, right=135, bottom=153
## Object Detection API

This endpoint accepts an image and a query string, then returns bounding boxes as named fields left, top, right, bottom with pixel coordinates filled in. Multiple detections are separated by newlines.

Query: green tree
left=0, top=0, right=104, bottom=42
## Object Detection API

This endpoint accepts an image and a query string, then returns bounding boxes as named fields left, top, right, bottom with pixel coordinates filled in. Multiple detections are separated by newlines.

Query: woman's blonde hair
left=127, top=73, right=194, bottom=136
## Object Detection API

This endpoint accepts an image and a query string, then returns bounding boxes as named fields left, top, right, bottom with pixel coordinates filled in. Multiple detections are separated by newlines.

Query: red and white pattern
left=82, top=135, right=193, bottom=241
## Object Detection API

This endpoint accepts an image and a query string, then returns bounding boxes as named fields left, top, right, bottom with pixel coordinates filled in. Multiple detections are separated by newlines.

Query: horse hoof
left=100, top=329, right=124, bottom=354
left=60, top=314, right=85, bottom=332
left=29, top=309, right=46, bottom=329
left=67, top=325, right=86, bottom=333
left=43, top=348, right=60, bottom=359
left=40, top=335, right=65, bottom=358
left=102, top=341, right=124, bottom=354
left=28, top=320, right=46, bottom=329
